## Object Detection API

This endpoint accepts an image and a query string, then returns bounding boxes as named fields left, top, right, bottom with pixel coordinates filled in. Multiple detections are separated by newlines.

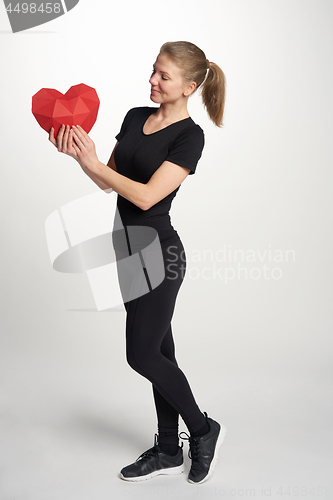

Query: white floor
left=1, top=305, right=332, bottom=500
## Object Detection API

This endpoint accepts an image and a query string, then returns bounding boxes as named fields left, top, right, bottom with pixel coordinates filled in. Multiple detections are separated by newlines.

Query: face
left=149, top=53, right=196, bottom=105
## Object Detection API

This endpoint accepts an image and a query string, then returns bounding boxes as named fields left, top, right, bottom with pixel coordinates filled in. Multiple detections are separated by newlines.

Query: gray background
left=0, top=0, right=332, bottom=499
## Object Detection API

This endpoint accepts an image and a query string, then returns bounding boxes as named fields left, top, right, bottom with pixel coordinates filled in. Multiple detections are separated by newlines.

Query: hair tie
left=206, top=59, right=210, bottom=69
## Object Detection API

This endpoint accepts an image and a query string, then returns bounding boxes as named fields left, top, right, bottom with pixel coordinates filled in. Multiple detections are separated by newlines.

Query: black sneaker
left=119, top=434, right=185, bottom=482
left=179, top=412, right=227, bottom=484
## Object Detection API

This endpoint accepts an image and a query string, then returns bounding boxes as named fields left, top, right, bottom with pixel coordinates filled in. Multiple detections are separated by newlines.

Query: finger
left=57, top=124, right=65, bottom=151
left=71, top=126, right=85, bottom=150
left=63, top=125, right=70, bottom=152
left=72, top=125, right=89, bottom=145
left=48, top=127, right=57, bottom=146
left=68, top=129, right=73, bottom=147
left=68, top=130, right=78, bottom=154
left=75, top=125, right=87, bottom=135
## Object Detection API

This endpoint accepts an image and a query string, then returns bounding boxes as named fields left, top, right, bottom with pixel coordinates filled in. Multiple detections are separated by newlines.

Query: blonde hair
left=159, top=41, right=226, bottom=127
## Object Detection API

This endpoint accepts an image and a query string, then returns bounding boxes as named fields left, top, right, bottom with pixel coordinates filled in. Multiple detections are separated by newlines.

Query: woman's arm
left=80, top=142, right=119, bottom=190
left=52, top=124, right=191, bottom=211
left=49, top=126, right=118, bottom=191
left=89, top=159, right=190, bottom=211
left=78, top=163, right=112, bottom=190
left=106, top=143, right=118, bottom=172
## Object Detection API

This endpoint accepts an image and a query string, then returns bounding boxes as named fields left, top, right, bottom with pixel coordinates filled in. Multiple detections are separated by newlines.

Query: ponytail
left=201, top=62, right=226, bottom=128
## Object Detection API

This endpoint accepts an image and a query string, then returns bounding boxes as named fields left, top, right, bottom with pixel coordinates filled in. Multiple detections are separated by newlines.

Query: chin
left=150, top=93, right=161, bottom=103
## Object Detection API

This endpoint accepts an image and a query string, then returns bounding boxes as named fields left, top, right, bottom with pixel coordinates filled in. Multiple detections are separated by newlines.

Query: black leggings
left=121, top=237, right=206, bottom=439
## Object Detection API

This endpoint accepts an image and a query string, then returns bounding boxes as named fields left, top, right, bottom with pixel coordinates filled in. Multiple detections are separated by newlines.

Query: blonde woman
left=49, top=41, right=226, bottom=485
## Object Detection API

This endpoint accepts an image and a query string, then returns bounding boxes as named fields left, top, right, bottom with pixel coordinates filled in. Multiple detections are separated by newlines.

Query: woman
left=49, top=41, right=226, bottom=485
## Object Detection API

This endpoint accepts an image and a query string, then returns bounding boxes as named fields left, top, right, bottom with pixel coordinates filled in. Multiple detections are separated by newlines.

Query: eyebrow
left=153, top=64, right=170, bottom=77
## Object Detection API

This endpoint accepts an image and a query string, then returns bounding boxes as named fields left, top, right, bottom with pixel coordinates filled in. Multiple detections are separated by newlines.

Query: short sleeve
left=115, top=108, right=136, bottom=142
left=165, top=125, right=205, bottom=175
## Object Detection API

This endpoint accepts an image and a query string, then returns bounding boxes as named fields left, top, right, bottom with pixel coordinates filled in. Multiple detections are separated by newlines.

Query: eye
left=150, top=69, right=168, bottom=81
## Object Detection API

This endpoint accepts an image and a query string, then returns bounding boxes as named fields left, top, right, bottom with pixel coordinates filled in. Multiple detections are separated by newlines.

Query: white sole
left=119, top=463, right=185, bottom=482
left=188, top=423, right=227, bottom=485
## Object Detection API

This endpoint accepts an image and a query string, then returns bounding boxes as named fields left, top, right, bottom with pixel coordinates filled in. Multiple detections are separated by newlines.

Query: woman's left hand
left=49, top=124, right=99, bottom=171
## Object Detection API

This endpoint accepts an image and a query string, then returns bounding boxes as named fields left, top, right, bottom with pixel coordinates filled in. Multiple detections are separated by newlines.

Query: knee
left=126, top=345, right=157, bottom=377
left=126, top=347, right=147, bottom=376
left=126, top=349, right=139, bottom=373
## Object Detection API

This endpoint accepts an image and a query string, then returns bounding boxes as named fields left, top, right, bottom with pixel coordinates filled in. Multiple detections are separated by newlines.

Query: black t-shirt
left=113, top=106, right=204, bottom=245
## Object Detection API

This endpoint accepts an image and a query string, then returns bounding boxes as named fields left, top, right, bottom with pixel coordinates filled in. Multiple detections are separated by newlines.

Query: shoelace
left=135, top=433, right=184, bottom=462
left=179, top=411, right=209, bottom=462
left=179, top=432, right=201, bottom=461
left=135, top=433, right=159, bottom=462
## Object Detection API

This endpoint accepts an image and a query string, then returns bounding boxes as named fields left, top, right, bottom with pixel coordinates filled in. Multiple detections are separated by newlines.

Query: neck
left=155, top=100, right=190, bottom=122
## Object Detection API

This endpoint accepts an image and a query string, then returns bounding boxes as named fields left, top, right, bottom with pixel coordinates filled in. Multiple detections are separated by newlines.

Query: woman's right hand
left=49, top=124, right=79, bottom=162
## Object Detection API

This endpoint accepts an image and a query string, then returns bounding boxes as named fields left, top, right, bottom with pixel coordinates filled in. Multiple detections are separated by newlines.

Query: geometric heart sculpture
left=32, top=83, right=100, bottom=139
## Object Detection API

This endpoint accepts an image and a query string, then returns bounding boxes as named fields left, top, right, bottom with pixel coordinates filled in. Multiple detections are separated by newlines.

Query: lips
left=151, top=88, right=160, bottom=94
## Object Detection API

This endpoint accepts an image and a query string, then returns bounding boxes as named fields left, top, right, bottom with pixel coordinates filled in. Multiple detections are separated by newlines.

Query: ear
left=183, top=81, right=197, bottom=97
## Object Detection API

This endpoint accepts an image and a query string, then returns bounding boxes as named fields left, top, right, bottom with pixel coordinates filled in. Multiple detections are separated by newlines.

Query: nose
left=149, top=74, right=158, bottom=86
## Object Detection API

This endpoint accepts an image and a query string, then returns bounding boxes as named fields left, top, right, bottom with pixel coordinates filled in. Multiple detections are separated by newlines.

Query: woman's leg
left=124, top=240, right=207, bottom=436
left=152, top=325, right=180, bottom=454
left=123, top=303, right=180, bottom=452
left=117, top=233, right=222, bottom=483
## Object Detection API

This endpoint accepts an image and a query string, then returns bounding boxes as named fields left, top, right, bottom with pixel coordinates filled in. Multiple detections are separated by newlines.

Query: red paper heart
left=32, top=83, right=100, bottom=138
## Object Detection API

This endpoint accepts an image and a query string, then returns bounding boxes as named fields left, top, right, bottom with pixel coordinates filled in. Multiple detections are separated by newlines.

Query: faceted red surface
left=32, top=83, right=100, bottom=138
